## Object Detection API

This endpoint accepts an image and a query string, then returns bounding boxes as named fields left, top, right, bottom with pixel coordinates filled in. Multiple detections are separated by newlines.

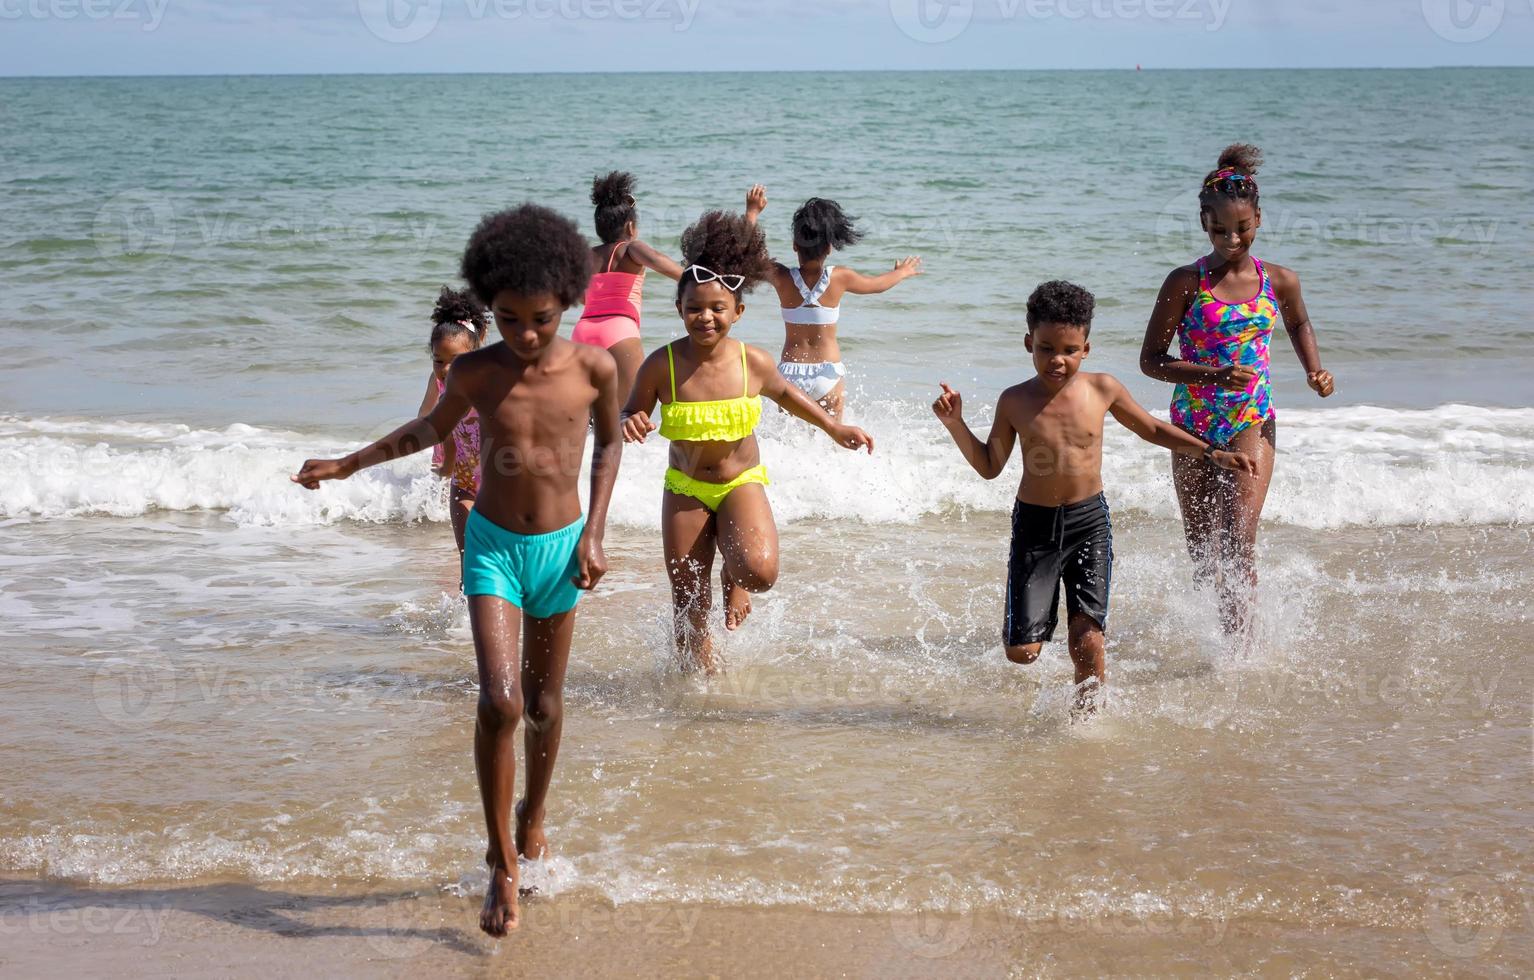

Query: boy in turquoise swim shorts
left=292, top=204, right=622, bottom=939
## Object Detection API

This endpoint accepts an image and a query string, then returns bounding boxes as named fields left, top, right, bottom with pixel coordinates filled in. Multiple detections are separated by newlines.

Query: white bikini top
left=781, top=265, right=840, bottom=326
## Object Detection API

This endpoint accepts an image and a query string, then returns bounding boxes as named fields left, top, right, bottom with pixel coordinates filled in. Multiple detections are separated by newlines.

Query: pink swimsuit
left=572, top=242, right=644, bottom=349
left=436, top=378, right=481, bottom=496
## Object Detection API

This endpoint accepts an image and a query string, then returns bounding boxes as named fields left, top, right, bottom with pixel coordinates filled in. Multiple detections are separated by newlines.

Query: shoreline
left=2, top=878, right=1527, bottom=977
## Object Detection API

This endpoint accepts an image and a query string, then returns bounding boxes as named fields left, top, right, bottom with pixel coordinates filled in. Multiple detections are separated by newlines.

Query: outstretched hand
left=570, top=531, right=607, bottom=591
left=291, top=457, right=349, bottom=490
left=895, top=256, right=923, bottom=278
left=622, top=411, right=657, bottom=444
left=931, top=383, right=963, bottom=423
left=830, top=423, right=875, bottom=454
left=1211, top=449, right=1260, bottom=477
left=746, top=184, right=768, bottom=218
left=1307, top=369, right=1336, bottom=398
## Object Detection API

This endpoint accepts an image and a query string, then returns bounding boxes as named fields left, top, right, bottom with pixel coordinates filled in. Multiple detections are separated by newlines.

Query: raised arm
left=838, top=258, right=922, bottom=296
left=1102, top=375, right=1257, bottom=475
left=753, top=347, right=874, bottom=453
left=293, top=366, right=472, bottom=488
left=1139, top=267, right=1252, bottom=391
left=573, top=350, right=623, bottom=590
left=931, top=383, right=1017, bottom=480
left=619, top=347, right=665, bottom=444
left=1270, top=264, right=1335, bottom=398
left=744, top=184, right=767, bottom=225
left=625, top=239, right=684, bottom=281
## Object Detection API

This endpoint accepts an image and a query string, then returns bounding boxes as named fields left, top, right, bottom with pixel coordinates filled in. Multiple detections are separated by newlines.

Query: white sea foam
left=1, top=405, right=1530, bottom=529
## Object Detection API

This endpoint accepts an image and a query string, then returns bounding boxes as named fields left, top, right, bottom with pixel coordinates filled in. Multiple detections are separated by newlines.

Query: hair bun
left=591, top=171, right=637, bottom=209
left=1216, top=143, right=1263, bottom=178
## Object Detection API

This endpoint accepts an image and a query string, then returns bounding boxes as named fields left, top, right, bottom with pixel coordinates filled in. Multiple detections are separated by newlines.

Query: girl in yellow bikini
left=621, top=211, right=874, bottom=673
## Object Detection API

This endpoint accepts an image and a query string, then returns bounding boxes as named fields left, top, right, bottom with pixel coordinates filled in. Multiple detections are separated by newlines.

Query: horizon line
left=2, top=64, right=1531, bottom=80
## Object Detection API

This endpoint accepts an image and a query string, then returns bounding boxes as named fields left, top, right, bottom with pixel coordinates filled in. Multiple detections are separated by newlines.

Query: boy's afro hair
left=1025, top=280, right=1095, bottom=334
left=677, top=210, right=775, bottom=297
left=460, top=204, right=593, bottom=309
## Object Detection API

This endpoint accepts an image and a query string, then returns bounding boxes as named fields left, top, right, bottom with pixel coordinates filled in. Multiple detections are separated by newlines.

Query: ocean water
left=2, top=70, right=1532, bottom=972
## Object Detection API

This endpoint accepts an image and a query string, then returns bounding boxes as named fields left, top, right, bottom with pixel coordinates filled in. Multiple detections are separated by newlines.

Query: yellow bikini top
left=658, top=341, right=763, bottom=443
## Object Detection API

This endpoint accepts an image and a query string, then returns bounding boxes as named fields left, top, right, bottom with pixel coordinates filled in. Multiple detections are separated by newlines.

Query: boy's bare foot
left=479, top=862, right=519, bottom=937
left=1070, top=678, right=1104, bottom=721
left=721, top=568, right=752, bottom=631
left=515, top=799, right=549, bottom=860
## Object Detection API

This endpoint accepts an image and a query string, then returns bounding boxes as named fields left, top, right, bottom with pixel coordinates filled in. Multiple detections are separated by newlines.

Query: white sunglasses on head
left=686, top=264, right=745, bottom=292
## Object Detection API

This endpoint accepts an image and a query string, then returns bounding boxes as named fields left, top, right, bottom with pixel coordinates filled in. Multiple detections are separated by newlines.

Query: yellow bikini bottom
left=664, top=465, right=770, bottom=512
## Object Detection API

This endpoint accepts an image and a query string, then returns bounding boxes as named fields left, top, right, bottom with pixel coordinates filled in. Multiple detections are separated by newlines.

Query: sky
left=0, top=0, right=1531, bottom=75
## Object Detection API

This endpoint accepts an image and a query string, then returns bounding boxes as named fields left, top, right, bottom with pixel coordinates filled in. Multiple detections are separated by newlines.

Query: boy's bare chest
left=1018, top=396, right=1103, bottom=453
left=476, top=376, right=591, bottom=447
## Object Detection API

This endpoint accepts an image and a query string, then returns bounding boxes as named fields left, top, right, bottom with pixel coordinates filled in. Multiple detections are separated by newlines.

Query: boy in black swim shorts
left=931, top=281, right=1257, bottom=712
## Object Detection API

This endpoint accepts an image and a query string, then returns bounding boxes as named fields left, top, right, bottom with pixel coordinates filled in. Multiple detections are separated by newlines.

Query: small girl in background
left=416, top=286, right=488, bottom=554
left=572, top=171, right=683, bottom=399
left=746, top=185, right=921, bottom=420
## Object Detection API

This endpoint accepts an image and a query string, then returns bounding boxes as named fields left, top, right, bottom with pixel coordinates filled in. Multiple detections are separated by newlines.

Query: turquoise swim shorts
left=462, top=510, right=586, bottom=619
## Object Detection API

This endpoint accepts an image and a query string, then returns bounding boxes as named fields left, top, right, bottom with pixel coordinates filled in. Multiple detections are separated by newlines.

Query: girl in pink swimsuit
left=416, top=286, right=488, bottom=555
left=1139, top=144, right=1337, bottom=638
left=571, top=172, right=683, bottom=399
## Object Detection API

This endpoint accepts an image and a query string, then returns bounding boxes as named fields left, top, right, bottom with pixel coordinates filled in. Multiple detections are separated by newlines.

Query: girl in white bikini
left=745, top=184, right=921, bottom=421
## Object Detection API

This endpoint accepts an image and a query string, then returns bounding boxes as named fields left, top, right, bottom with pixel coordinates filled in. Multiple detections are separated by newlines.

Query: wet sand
left=3, top=878, right=1531, bottom=977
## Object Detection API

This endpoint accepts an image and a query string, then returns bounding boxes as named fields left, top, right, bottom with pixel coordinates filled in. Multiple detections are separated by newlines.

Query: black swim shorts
left=1004, top=493, right=1114, bottom=646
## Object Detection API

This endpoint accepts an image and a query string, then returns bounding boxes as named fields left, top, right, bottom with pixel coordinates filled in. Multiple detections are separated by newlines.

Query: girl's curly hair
left=676, top=210, right=775, bottom=300
left=591, top=171, right=639, bottom=245
left=460, top=204, right=593, bottom=310
left=428, top=286, right=487, bottom=349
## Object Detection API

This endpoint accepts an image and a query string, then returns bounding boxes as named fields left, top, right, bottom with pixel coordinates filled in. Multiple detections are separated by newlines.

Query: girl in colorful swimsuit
left=1139, top=144, right=1336, bottom=636
left=416, top=287, right=489, bottom=554
left=621, top=211, right=874, bottom=673
left=744, top=185, right=921, bottom=421
left=571, top=172, right=683, bottom=399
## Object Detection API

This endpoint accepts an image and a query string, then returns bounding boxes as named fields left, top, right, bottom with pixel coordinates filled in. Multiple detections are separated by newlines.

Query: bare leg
left=1171, top=449, right=1221, bottom=588
left=1005, top=643, right=1043, bottom=665
left=468, top=595, right=523, bottom=937
left=714, top=483, right=780, bottom=631
left=1216, top=419, right=1277, bottom=637
left=517, top=608, right=575, bottom=863
left=818, top=379, right=847, bottom=424
left=607, top=338, right=645, bottom=407
left=450, top=489, right=475, bottom=556
left=1067, top=612, right=1106, bottom=716
left=662, top=490, right=719, bottom=673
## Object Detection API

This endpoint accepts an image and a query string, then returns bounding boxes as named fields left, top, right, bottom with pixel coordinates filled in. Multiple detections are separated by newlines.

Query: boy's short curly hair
left=676, top=210, right=775, bottom=300
left=460, top=204, right=592, bottom=310
left=1026, top=281, right=1095, bottom=335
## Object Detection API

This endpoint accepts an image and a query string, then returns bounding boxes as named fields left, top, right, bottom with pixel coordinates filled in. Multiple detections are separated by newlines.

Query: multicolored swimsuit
left=1171, top=257, right=1278, bottom=447
left=436, top=378, right=481, bottom=496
